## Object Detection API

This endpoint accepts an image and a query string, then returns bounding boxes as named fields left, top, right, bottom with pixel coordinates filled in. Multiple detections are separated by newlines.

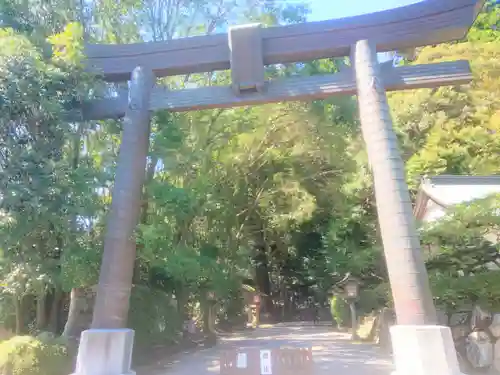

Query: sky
left=308, top=0, right=422, bottom=21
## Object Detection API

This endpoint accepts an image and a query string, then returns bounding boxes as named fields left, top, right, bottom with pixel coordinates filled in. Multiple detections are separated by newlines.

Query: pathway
left=138, top=324, right=393, bottom=375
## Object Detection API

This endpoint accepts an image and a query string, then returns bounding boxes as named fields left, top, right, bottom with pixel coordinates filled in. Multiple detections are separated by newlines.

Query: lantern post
left=337, top=274, right=361, bottom=340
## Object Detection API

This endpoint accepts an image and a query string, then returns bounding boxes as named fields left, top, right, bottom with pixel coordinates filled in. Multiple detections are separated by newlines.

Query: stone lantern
left=344, top=277, right=360, bottom=301
left=337, top=274, right=361, bottom=340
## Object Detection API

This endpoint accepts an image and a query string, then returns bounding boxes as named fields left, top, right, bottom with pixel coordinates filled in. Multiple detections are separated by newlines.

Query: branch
left=235, top=177, right=270, bottom=241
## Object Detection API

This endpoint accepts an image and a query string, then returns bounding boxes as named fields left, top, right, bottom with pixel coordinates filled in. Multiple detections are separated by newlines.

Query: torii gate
left=71, top=1, right=484, bottom=375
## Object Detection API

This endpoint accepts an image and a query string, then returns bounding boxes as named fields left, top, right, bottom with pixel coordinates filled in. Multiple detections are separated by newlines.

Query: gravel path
left=137, top=324, right=393, bottom=375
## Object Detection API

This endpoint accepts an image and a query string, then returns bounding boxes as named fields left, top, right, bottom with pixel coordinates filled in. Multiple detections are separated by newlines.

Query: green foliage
left=0, top=292, right=14, bottom=328
left=390, top=11, right=500, bottom=189
left=353, top=195, right=500, bottom=315
left=0, top=22, right=104, bottom=339
left=0, top=335, right=70, bottom=375
left=420, top=195, right=500, bottom=311
left=357, top=287, right=390, bottom=315
left=48, top=22, right=85, bottom=67
left=128, top=286, right=181, bottom=349
left=216, top=289, right=247, bottom=329
left=431, top=271, right=500, bottom=313
left=467, top=1, right=500, bottom=43
left=0, top=0, right=326, bottom=344
left=421, top=194, right=500, bottom=275
left=330, top=296, right=350, bottom=327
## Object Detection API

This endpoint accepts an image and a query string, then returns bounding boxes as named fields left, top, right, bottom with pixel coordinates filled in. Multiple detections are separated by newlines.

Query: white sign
left=236, top=353, right=247, bottom=369
left=260, top=349, right=272, bottom=375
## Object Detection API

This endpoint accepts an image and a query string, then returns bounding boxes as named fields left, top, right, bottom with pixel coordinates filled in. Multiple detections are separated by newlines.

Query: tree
left=420, top=194, right=500, bottom=312
left=0, top=23, right=102, bottom=335
left=390, top=2, right=500, bottom=190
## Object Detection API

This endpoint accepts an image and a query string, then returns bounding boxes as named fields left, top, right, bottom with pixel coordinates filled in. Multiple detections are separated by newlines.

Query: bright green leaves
left=0, top=24, right=104, bottom=307
left=390, top=39, right=500, bottom=190
left=466, top=0, right=500, bottom=43
left=48, top=22, right=85, bottom=67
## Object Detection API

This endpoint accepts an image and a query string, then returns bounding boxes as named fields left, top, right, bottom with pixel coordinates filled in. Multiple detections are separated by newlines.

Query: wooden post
left=91, top=66, right=155, bottom=329
left=352, top=40, right=437, bottom=325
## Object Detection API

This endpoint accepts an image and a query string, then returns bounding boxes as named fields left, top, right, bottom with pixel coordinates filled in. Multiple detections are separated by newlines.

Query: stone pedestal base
left=390, top=325, right=463, bottom=375
left=71, top=328, right=136, bottom=375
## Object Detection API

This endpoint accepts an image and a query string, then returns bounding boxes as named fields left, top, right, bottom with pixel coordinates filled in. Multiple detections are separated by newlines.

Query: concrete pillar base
left=390, top=325, right=463, bottom=375
left=71, top=328, right=136, bottom=375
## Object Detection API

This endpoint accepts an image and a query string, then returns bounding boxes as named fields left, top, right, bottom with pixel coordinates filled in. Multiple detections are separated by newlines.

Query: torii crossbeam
left=81, top=60, right=472, bottom=120
left=79, top=0, right=481, bottom=119
left=85, top=0, right=481, bottom=81
left=72, top=2, right=485, bottom=375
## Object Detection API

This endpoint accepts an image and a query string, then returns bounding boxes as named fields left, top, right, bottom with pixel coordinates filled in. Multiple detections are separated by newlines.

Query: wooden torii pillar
left=71, top=2, right=484, bottom=375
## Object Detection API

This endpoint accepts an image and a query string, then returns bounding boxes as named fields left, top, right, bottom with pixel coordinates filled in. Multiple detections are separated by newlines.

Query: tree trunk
left=14, top=295, right=23, bottom=334
left=175, top=284, right=188, bottom=325
left=203, top=301, right=217, bottom=346
left=202, top=299, right=210, bottom=334
left=62, top=287, right=96, bottom=339
left=49, top=286, right=62, bottom=333
left=36, top=290, right=47, bottom=331
left=92, top=67, right=155, bottom=329
left=352, top=39, right=437, bottom=325
left=253, top=224, right=273, bottom=316
left=254, top=247, right=272, bottom=316
left=208, top=304, right=216, bottom=333
left=133, top=156, right=158, bottom=285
